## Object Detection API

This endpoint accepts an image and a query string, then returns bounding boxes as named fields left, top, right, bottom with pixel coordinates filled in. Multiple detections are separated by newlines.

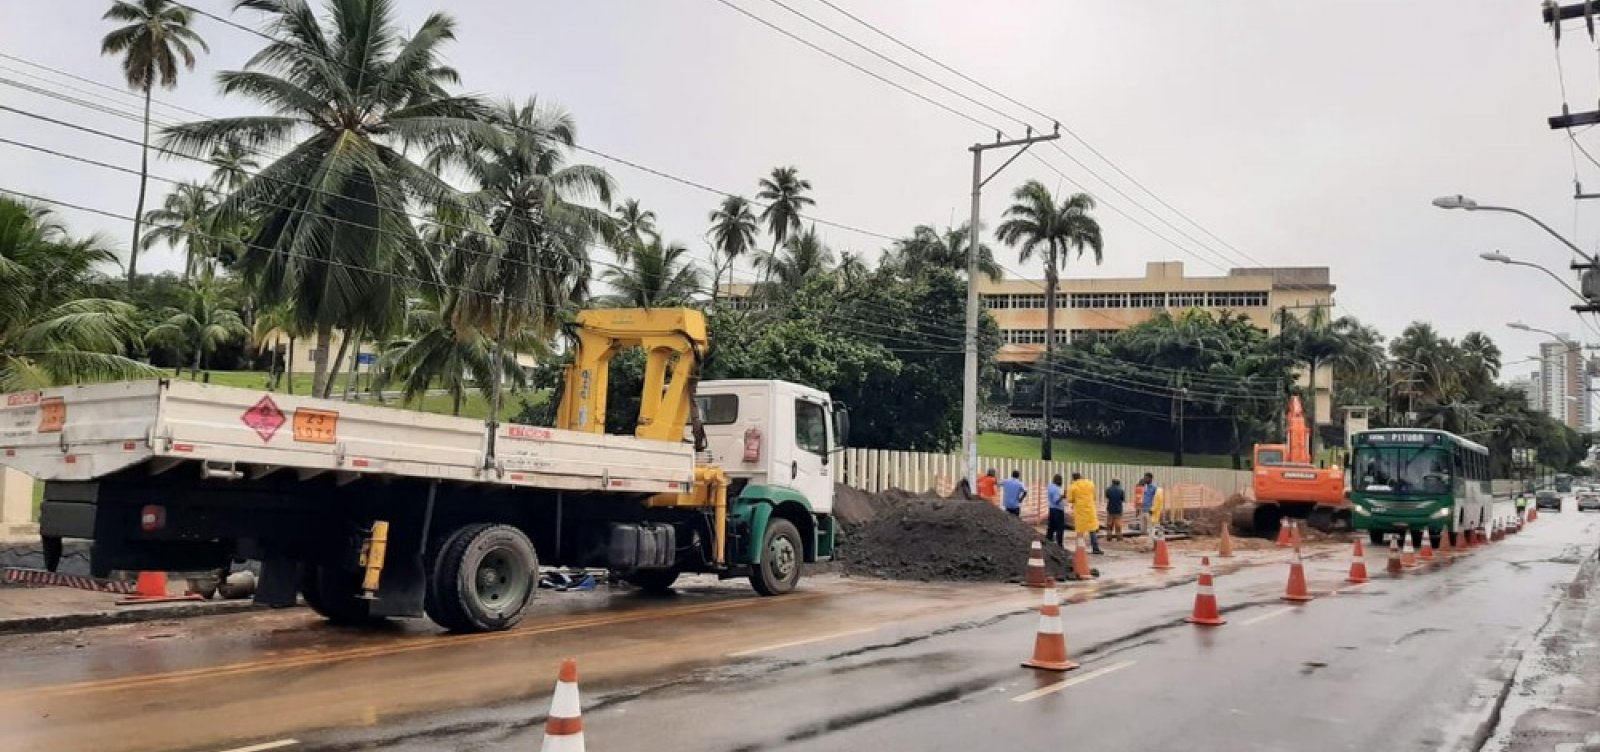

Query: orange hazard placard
left=292, top=408, right=339, bottom=444
left=37, top=397, right=65, bottom=433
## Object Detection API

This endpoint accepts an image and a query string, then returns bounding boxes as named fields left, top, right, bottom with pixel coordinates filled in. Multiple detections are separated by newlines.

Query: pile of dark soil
left=835, top=491, right=1071, bottom=582
left=1186, top=493, right=1254, bottom=536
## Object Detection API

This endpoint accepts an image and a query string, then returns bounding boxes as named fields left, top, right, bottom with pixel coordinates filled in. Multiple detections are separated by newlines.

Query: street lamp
left=1479, top=251, right=1587, bottom=301
left=1434, top=194, right=1597, bottom=264
left=1507, top=320, right=1579, bottom=348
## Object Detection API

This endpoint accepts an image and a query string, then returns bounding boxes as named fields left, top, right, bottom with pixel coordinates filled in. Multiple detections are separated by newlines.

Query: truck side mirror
left=832, top=406, right=850, bottom=453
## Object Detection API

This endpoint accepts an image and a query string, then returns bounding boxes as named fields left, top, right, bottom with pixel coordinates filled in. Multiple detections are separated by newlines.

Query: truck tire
left=425, top=524, right=537, bottom=633
left=302, top=566, right=382, bottom=626
left=624, top=568, right=681, bottom=593
left=749, top=518, right=802, bottom=596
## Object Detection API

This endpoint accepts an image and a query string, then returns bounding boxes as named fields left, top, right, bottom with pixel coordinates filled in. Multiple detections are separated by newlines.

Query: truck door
left=787, top=396, right=832, bottom=506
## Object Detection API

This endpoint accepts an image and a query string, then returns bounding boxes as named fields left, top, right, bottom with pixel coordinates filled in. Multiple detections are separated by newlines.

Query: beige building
left=260, top=329, right=537, bottom=376
left=981, top=261, right=1337, bottom=423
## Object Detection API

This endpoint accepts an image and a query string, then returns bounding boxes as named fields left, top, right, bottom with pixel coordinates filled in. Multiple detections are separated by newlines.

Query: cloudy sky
left=1, top=0, right=1595, bottom=377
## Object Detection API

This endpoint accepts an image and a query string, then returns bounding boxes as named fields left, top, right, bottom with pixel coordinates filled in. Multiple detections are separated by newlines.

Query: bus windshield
left=1556, top=474, right=1573, bottom=493
left=1353, top=445, right=1451, bottom=495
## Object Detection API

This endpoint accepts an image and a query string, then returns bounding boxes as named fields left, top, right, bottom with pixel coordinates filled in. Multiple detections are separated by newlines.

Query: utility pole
left=962, top=125, right=1060, bottom=492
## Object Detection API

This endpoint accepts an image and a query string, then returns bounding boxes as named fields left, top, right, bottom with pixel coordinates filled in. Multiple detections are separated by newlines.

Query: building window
left=1169, top=292, right=1206, bottom=307
left=1129, top=292, right=1166, bottom=308
left=1071, top=292, right=1129, bottom=309
left=1069, top=329, right=1119, bottom=343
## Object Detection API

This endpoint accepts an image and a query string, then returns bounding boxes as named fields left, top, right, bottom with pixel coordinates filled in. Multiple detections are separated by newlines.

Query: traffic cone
left=1290, top=519, right=1304, bottom=549
left=1282, top=546, right=1313, bottom=603
left=1217, top=523, right=1236, bottom=558
left=1491, top=521, right=1501, bottom=542
left=1185, top=556, right=1226, bottom=626
left=1150, top=528, right=1174, bottom=570
left=1439, top=526, right=1454, bottom=560
left=1386, top=535, right=1403, bottom=576
left=1528, top=506, right=1538, bottom=522
left=117, top=571, right=204, bottom=605
left=1453, top=529, right=1467, bottom=553
left=1022, top=585, right=1079, bottom=672
left=1072, top=535, right=1094, bottom=580
left=1346, top=538, right=1369, bottom=584
left=1275, top=519, right=1293, bottom=547
left=1418, top=528, right=1435, bottom=563
left=1022, top=540, right=1051, bottom=588
left=1401, top=531, right=1418, bottom=569
left=541, top=658, right=584, bottom=752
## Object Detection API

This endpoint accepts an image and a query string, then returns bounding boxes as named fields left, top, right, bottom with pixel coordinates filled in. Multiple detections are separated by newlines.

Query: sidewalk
left=1483, top=550, right=1600, bottom=751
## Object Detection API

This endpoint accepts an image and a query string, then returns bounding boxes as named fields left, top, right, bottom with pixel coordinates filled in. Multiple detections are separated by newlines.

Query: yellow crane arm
left=554, top=308, right=708, bottom=442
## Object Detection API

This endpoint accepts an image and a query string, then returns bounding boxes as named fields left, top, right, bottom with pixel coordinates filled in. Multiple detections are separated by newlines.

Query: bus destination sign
left=1354, top=431, right=1442, bottom=445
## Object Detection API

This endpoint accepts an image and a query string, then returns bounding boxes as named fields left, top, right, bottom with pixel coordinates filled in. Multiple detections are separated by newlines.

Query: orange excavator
left=1250, top=396, right=1348, bottom=534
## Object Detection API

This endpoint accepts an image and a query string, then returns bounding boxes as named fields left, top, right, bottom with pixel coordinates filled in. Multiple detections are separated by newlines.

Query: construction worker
left=999, top=469, right=1027, bottom=518
left=976, top=468, right=999, bottom=507
left=1140, top=472, right=1159, bottom=535
left=1069, top=472, right=1103, bottom=554
left=1105, top=479, right=1126, bottom=541
left=1045, top=474, right=1067, bottom=546
left=1151, top=484, right=1168, bottom=529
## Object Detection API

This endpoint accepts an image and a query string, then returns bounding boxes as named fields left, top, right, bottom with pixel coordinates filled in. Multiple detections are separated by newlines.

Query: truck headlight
left=1430, top=507, right=1451, bottom=518
left=1352, top=505, right=1371, bottom=516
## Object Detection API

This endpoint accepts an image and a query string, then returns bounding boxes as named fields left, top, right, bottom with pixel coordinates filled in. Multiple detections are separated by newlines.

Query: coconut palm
left=141, top=181, right=219, bottom=280
left=835, top=250, right=870, bottom=289
left=425, top=96, right=614, bottom=347
left=757, top=225, right=835, bottom=297
left=101, top=0, right=208, bottom=282
left=995, top=181, right=1103, bottom=460
left=707, top=195, right=758, bottom=298
left=611, top=198, right=658, bottom=259
left=146, top=280, right=248, bottom=375
left=1458, top=331, right=1502, bottom=401
left=755, top=167, right=814, bottom=281
left=601, top=237, right=703, bottom=308
left=207, top=138, right=260, bottom=193
left=162, top=0, right=488, bottom=398
left=888, top=223, right=1003, bottom=282
left=0, top=198, right=156, bottom=389
left=251, top=301, right=299, bottom=392
left=374, top=291, right=532, bottom=416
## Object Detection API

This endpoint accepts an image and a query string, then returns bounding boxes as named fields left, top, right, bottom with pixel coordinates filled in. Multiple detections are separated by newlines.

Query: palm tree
left=1458, top=331, right=1503, bottom=401
left=995, top=180, right=1103, bottom=460
left=889, top=223, right=1002, bottom=282
left=611, top=198, right=658, bottom=259
left=162, top=0, right=486, bottom=398
left=1273, top=305, right=1355, bottom=456
left=101, top=0, right=208, bottom=282
left=835, top=250, right=870, bottom=289
left=375, top=291, right=532, bottom=416
left=707, top=195, right=758, bottom=299
left=207, top=138, right=259, bottom=193
left=757, top=225, right=835, bottom=296
left=602, top=238, right=704, bottom=308
left=755, top=167, right=814, bottom=281
left=251, top=301, right=299, bottom=393
left=0, top=197, right=156, bottom=389
left=141, top=181, right=218, bottom=280
left=425, top=96, right=614, bottom=346
left=146, top=280, right=248, bottom=375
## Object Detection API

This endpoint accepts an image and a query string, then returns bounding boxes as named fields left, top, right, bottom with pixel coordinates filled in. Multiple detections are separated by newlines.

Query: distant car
left=1579, top=494, right=1600, bottom=512
left=1536, top=492, right=1562, bottom=512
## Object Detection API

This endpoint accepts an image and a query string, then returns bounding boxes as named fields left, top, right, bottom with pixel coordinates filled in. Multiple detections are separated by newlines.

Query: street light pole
left=1433, top=195, right=1597, bottom=264
left=1479, top=251, right=1587, bottom=301
left=963, top=125, right=1060, bottom=492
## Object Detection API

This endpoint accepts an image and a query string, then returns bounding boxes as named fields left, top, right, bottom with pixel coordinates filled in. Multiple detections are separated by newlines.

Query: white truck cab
left=694, top=379, right=846, bottom=515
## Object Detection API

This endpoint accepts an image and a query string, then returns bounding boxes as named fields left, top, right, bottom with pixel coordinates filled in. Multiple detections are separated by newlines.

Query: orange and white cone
left=1282, top=545, right=1313, bottom=603
left=541, top=658, right=584, bottom=752
left=1022, top=540, right=1051, bottom=588
left=117, top=571, right=204, bottom=605
left=1418, top=528, right=1435, bottom=563
left=1346, top=538, right=1369, bottom=584
left=1386, top=534, right=1403, bottom=576
left=1022, top=585, right=1079, bottom=672
left=1290, top=519, right=1304, bottom=549
left=1275, top=519, right=1294, bottom=547
left=1401, top=531, right=1418, bottom=569
left=1218, top=524, right=1236, bottom=558
left=1185, top=556, right=1226, bottom=626
left=1150, top=528, right=1174, bottom=570
left=1453, top=529, right=1467, bottom=553
left=1528, top=506, right=1538, bottom=522
left=1072, top=535, right=1093, bottom=580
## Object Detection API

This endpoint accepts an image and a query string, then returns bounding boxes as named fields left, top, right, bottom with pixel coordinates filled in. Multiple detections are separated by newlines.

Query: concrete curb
left=0, top=598, right=267, bottom=636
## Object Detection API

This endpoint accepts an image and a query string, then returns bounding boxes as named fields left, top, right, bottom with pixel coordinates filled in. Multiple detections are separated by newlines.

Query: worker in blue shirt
left=1045, top=474, right=1066, bottom=546
left=1000, top=470, right=1027, bottom=518
left=1140, top=472, right=1159, bottom=533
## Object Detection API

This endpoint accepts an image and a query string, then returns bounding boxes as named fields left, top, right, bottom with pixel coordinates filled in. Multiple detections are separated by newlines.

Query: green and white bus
left=1348, top=429, right=1493, bottom=545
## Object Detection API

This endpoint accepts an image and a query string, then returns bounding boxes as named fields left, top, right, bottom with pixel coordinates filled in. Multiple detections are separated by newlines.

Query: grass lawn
left=165, top=370, right=543, bottom=422
left=977, top=432, right=1238, bottom=469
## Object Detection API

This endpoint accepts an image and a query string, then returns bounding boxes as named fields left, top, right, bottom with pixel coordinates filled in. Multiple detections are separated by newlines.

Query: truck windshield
left=1353, top=446, right=1450, bottom=495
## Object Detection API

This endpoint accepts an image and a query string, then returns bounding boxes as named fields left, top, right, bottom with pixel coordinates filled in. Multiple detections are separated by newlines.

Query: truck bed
left=0, top=380, right=694, bottom=495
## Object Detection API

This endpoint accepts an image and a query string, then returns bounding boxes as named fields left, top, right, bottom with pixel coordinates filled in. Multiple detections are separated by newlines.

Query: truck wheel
left=426, top=524, right=537, bottom=633
left=624, top=568, right=681, bottom=593
left=1252, top=505, right=1282, bottom=538
left=749, top=518, right=802, bottom=596
left=302, top=566, right=382, bottom=626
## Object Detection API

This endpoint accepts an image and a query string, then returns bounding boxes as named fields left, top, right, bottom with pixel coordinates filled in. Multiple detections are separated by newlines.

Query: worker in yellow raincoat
left=1068, top=472, right=1102, bottom=554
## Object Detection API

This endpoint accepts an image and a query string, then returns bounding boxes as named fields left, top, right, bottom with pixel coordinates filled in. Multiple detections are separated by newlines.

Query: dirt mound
left=836, top=492, right=1071, bottom=582
left=1186, top=493, right=1255, bottom=536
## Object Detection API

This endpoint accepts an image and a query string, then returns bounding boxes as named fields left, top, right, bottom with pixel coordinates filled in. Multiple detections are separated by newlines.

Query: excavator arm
left=554, top=308, right=709, bottom=442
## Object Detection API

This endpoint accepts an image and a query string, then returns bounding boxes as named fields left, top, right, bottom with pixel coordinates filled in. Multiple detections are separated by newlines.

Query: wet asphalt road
left=1, top=501, right=1592, bottom=752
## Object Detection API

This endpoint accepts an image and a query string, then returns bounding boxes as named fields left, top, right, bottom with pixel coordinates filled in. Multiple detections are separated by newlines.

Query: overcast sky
left=1, top=0, right=1596, bottom=377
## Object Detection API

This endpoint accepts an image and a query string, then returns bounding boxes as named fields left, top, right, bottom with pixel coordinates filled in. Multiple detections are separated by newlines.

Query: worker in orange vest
left=976, top=468, right=999, bottom=507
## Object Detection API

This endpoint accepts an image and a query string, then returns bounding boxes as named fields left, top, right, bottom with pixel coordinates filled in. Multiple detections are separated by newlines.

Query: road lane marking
left=726, top=627, right=877, bottom=657
left=1240, top=606, right=1295, bottom=626
left=1011, top=660, right=1135, bottom=702
left=215, top=740, right=298, bottom=752
left=4, top=592, right=826, bottom=700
